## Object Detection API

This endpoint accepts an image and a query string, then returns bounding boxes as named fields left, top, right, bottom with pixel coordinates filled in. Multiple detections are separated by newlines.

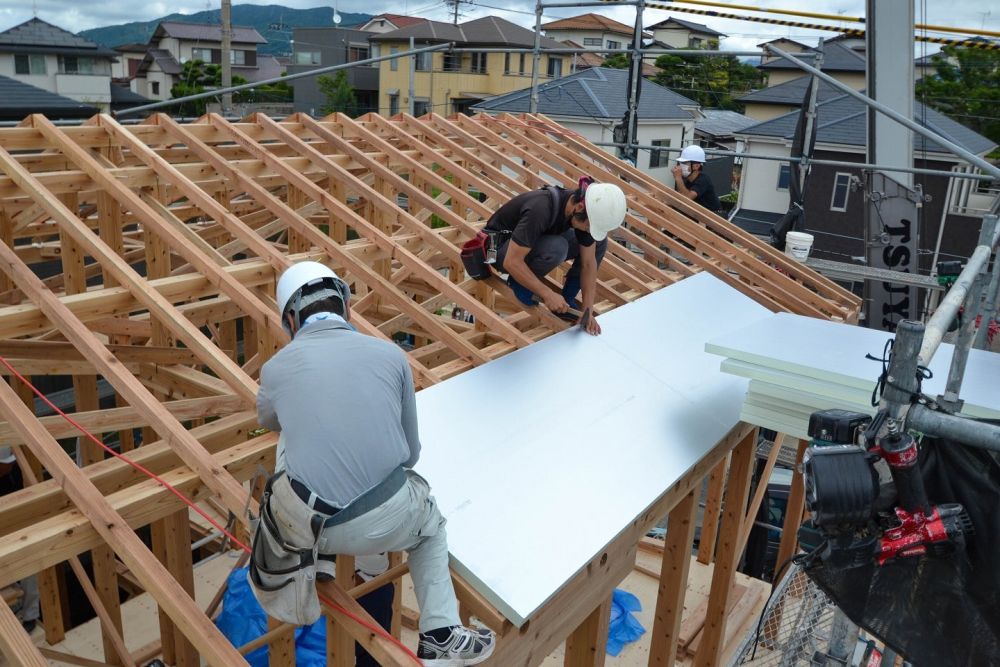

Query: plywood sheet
left=414, top=272, right=772, bottom=626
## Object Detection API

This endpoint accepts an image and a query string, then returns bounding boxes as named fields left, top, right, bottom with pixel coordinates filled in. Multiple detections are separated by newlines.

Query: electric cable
left=0, top=354, right=424, bottom=665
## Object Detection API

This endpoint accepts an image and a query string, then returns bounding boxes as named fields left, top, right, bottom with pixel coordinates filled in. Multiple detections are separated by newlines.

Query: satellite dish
left=333, top=12, right=342, bottom=24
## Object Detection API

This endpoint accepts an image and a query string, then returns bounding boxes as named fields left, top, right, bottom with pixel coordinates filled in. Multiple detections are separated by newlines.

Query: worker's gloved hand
left=543, top=290, right=570, bottom=314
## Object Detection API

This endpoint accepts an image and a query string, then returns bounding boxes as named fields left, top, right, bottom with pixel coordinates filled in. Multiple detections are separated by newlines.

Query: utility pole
left=864, top=0, right=918, bottom=331
left=221, top=0, right=233, bottom=114
left=529, top=0, right=543, bottom=114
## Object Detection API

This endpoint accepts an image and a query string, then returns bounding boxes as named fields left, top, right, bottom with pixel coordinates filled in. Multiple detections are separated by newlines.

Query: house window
left=348, top=45, right=369, bottom=62
left=583, top=37, right=602, bottom=46
left=191, top=47, right=212, bottom=62
left=606, top=40, right=621, bottom=50
left=519, top=53, right=526, bottom=75
left=504, top=52, right=511, bottom=73
left=413, top=99, right=430, bottom=116
left=390, top=47, right=399, bottom=71
left=443, top=52, right=462, bottom=72
left=388, top=94, right=399, bottom=116
left=370, top=44, right=380, bottom=63
left=649, top=139, right=671, bottom=168
left=151, top=81, right=160, bottom=96
left=689, top=36, right=703, bottom=47
left=415, top=51, right=432, bottom=71
left=229, top=50, right=246, bottom=65
left=59, top=56, right=95, bottom=74
left=470, top=52, right=487, bottom=74
left=295, top=51, right=321, bottom=65
left=547, top=57, right=563, bottom=77
left=830, top=172, right=852, bottom=212
left=777, top=164, right=791, bottom=190
left=14, top=54, right=46, bottom=75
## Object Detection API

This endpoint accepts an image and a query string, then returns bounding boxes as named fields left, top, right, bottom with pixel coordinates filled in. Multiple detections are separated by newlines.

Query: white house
left=730, top=94, right=996, bottom=273
left=646, top=17, right=725, bottom=49
left=471, top=67, right=701, bottom=184
left=354, top=13, right=428, bottom=34
left=541, top=13, right=649, bottom=53
left=0, top=18, right=116, bottom=111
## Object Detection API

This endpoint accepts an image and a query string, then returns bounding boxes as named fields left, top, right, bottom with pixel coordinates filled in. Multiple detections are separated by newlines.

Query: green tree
left=316, top=71, right=358, bottom=117
left=601, top=53, right=630, bottom=69
left=652, top=40, right=763, bottom=110
left=916, top=46, right=1000, bottom=153
left=170, top=60, right=248, bottom=116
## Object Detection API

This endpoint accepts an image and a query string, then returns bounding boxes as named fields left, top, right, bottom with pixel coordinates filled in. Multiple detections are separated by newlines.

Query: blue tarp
left=215, top=567, right=327, bottom=666
left=607, top=588, right=646, bottom=656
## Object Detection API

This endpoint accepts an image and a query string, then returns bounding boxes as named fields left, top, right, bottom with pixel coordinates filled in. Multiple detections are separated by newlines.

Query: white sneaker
left=417, top=625, right=496, bottom=666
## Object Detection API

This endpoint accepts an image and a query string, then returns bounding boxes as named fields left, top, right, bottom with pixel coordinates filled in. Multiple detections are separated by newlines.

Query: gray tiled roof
left=730, top=208, right=783, bottom=235
left=696, top=109, right=757, bottom=138
left=737, top=93, right=997, bottom=156
left=761, top=38, right=865, bottom=72
left=0, top=74, right=98, bottom=120
left=737, top=75, right=845, bottom=105
left=647, top=17, right=726, bottom=37
left=370, top=16, right=563, bottom=48
left=472, top=67, right=698, bottom=121
left=138, top=49, right=182, bottom=76
left=110, top=84, right=148, bottom=105
left=0, top=18, right=117, bottom=57
left=154, top=21, right=266, bottom=44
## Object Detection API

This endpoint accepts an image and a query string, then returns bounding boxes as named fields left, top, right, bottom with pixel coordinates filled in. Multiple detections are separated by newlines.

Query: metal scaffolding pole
left=529, top=0, right=544, bottom=114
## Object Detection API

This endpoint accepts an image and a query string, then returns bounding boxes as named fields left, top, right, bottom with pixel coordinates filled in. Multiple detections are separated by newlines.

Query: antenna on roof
left=32, top=0, right=37, bottom=17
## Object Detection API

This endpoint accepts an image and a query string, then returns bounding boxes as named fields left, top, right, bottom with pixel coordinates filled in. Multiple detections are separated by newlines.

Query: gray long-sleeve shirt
left=257, top=319, right=421, bottom=506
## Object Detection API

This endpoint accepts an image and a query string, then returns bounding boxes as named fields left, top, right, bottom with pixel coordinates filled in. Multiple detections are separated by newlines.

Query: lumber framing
left=0, top=111, right=856, bottom=665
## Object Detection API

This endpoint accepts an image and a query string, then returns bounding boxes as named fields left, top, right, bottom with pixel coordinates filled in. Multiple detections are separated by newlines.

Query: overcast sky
left=1, top=0, right=995, bottom=55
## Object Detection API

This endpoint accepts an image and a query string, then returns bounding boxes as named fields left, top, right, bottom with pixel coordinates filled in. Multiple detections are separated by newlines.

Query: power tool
left=798, top=409, right=973, bottom=569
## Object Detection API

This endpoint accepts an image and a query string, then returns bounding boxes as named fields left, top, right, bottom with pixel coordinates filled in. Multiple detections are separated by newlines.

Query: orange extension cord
left=0, top=355, right=423, bottom=665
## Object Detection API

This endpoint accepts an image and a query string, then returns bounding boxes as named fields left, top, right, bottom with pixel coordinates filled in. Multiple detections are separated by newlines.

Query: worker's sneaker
left=417, top=625, right=496, bottom=665
left=506, top=276, right=536, bottom=306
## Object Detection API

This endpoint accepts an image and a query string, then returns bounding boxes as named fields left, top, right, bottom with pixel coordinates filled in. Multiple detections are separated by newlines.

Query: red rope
left=0, top=355, right=422, bottom=665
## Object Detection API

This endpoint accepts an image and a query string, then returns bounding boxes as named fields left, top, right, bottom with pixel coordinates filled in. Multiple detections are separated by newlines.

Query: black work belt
left=288, top=465, right=407, bottom=527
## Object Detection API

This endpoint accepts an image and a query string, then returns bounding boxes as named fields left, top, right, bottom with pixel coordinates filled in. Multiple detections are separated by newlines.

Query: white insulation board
left=413, top=272, right=771, bottom=626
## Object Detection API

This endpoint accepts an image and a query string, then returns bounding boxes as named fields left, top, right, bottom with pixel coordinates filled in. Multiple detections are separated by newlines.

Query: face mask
left=680, top=164, right=692, bottom=178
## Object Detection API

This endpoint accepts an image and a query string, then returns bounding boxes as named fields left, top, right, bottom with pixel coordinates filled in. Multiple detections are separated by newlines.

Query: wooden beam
left=0, top=376, right=249, bottom=665
left=696, top=456, right=728, bottom=565
left=564, top=595, right=611, bottom=667
left=775, top=437, right=809, bottom=573
left=648, top=489, right=698, bottom=666
left=737, top=433, right=786, bottom=557
left=0, top=599, right=47, bottom=666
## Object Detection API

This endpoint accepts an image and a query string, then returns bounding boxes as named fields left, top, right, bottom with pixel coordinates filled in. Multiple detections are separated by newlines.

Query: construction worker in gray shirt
left=257, top=261, right=495, bottom=666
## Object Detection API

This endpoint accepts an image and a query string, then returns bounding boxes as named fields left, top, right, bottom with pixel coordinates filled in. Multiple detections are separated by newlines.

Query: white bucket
left=784, top=231, right=814, bottom=262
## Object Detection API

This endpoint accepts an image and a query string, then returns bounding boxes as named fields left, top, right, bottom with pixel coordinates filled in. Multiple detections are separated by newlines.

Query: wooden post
left=697, top=455, right=728, bottom=565
left=389, top=552, right=403, bottom=638
left=648, top=489, right=698, bottom=665
left=268, top=615, right=296, bottom=666
left=775, top=437, right=809, bottom=574
left=693, top=428, right=756, bottom=667
left=564, top=594, right=612, bottom=667
left=0, top=599, right=47, bottom=666
left=328, top=555, right=357, bottom=667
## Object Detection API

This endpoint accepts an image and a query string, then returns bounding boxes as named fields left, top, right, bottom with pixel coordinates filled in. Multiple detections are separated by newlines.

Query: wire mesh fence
left=729, top=563, right=837, bottom=666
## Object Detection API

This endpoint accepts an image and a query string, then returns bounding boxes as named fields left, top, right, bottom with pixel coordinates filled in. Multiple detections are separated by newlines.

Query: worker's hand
left=543, top=290, right=570, bottom=314
left=583, top=313, right=601, bottom=336
left=671, top=165, right=684, bottom=181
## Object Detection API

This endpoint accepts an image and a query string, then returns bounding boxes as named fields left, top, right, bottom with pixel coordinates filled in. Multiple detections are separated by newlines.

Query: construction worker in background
left=257, top=261, right=495, bottom=666
left=672, top=145, right=721, bottom=214
left=485, top=177, right=627, bottom=336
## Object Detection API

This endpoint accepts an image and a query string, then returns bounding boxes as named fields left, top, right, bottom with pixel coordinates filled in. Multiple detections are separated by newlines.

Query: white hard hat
left=584, top=183, right=627, bottom=242
left=275, top=261, right=350, bottom=332
left=676, top=145, right=706, bottom=163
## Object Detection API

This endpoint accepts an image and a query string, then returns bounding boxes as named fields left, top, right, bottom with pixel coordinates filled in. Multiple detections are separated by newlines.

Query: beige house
left=355, top=13, right=427, bottom=34
left=647, top=17, right=725, bottom=49
left=758, top=36, right=866, bottom=89
left=0, top=18, right=116, bottom=111
left=541, top=13, right=647, bottom=53
left=370, top=17, right=565, bottom=116
left=132, top=21, right=267, bottom=101
left=757, top=38, right=811, bottom=65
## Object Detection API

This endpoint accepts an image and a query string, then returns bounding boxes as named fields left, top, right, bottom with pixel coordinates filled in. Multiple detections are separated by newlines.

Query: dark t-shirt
left=682, top=172, right=721, bottom=212
left=485, top=187, right=595, bottom=248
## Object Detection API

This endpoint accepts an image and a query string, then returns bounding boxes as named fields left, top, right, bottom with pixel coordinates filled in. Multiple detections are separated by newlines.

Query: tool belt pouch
left=460, top=231, right=493, bottom=280
left=247, top=477, right=324, bottom=626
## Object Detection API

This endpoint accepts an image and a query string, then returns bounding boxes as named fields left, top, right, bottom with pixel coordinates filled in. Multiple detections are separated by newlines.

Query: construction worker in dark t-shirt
left=672, top=145, right=721, bottom=213
left=484, top=178, right=627, bottom=336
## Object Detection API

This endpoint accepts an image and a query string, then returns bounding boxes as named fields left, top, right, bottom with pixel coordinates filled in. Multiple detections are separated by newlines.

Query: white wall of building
left=736, top=139, right=790, bottom=213
left=0, top=53, right=111, bottom=108
left=544, top=28, right=633, bottom=50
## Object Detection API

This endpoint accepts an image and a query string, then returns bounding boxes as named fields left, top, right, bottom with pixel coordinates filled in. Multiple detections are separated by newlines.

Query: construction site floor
left=14, top=547, right=769, bottom=666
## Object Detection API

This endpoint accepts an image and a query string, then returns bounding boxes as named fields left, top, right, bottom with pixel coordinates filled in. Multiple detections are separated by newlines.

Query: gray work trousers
left=497, top=229, right=609, bottom=280
left=15, top=576, right=39, bottom=622
left=268, top=470, right=460, bottom=633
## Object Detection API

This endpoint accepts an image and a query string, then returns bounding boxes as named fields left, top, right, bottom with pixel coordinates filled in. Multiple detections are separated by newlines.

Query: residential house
left=647, top=17, right=726, bottom=49
left=541, top=13, right=647, bottom=53
left=757, top=36, right=866, bottom=88
left=354, top=14, right=427, bottom=34
left=730, top=94, right=996, bottom=276
left=111, top=42, right=148, bottom=82
left=0, top=18, right=116, bottom=111
left=757, top=38, right=811, bottom=65
left=132, top=21, right=267, bottom=101
left=370, top=17, right=565, bottom=116
left=289, top=27, right=378, bottom=116
left=0, top=73, right=98, bottom=120
left=562, top=41, right=658, bottom=77
left=694, top=109, right=756, bottom=152
left=737, top=75, right=844, bottom=122
left=472, top=67, right=700, bottom=183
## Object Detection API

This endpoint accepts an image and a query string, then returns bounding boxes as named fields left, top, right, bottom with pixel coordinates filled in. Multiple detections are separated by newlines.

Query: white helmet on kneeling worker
left=582, top=182, right=627, bottom=241
left=275, top=261, right=352, bottom=335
